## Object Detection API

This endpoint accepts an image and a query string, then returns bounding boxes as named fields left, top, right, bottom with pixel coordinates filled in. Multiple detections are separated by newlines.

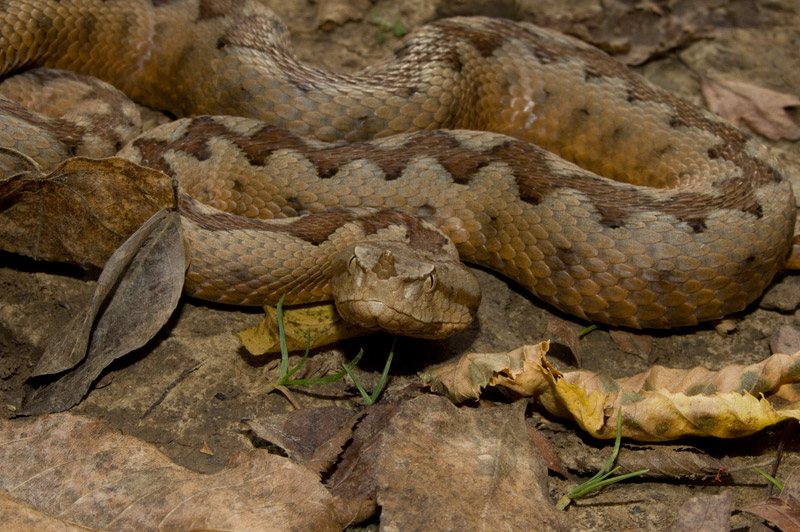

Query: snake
left=0, top=0, right=795, bottom=338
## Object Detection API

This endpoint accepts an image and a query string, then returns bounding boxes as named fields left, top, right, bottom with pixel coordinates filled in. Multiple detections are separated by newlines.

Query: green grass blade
left=282, top=329, right=312, bottom=381
left=369, top=338, right=395, bottom=403
left=755, top=467, right=784, bottom=491
left=276, top=295, right=289, bottom=377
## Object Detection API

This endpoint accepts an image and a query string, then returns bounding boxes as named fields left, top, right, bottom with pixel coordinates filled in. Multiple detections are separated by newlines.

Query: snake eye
left=423, top=271, right=437, bottom=292
left=348, top=255, right=358, bottom=274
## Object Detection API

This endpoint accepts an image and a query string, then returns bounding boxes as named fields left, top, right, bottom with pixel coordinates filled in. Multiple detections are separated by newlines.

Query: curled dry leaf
left=546, top=319, right=582, bottom=366
left=422, top=343, right=800, bottom=441
left=0, top=156, right=187, bottom=415
left=421, top=342, right=551, bottom=403
left=239, top=301, right=371, bottom=355
left=19, top=209, right=185, bottom=415
left=701, top=78, right=800, bottom=140
left=0, top=413, right=341, bottom=532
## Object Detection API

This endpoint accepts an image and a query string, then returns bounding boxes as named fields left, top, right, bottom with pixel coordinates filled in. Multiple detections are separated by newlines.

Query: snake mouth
left=334, top=298, right=472, bottom=339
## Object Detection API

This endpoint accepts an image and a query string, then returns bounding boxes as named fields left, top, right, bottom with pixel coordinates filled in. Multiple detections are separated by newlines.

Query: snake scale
left=0, top=0, right=795, bottom=337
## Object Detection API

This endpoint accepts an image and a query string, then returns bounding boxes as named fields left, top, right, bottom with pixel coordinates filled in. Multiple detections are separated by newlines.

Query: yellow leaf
left=421, top=342, right=550, bottom=403
left=424, top=344, right=800, bottom=441
left=238, top=302, right=371, bottom=355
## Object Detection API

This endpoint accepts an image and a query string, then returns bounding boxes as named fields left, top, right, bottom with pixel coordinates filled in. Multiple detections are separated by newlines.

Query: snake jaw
left=330, top=242, right=481, bottom=339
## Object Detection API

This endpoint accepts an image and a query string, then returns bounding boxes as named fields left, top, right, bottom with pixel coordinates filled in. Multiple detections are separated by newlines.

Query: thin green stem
left=557, top=408, right=649, bottom=511
left=344, top=338, right=395, bottom=405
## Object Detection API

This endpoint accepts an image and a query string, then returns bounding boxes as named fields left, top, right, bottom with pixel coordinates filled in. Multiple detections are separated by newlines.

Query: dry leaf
left=327, top=395, right=566, bottom=531
left=0, top=156, right=174, bottom=268
left=0, top=413, right=341, bottom=531
left=702, top=78, right=800, bottom=140
left=421, top=342, right=551, bottom=403
left=743, top=466, right=800, bottom=532
left=609, top=329, right=652, bottom=360
left=617, top=445, right=732, bottom=479
left=0, top=492, right=96, bottom=532
left=423, top=344, right=800, bottom=440
left=743, top=496, right=800, bottom=532
left=239, top=301, right=371, bottom=355
left=326, top=402, right=400, bottom=524
left=247, top=406, right=358, bottom=465
left=200, top=441, right=214, bottom=456
left=527, top=423, right=567, bottom=476
left=20, top=209, right=185, bottom=415
left=546, top=319, right=582, bottom=366
left=664, top=492, right=732, bottom=532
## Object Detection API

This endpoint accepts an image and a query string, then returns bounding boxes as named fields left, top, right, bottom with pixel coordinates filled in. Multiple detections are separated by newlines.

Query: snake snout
left=330, top=242, right=482, bottom=339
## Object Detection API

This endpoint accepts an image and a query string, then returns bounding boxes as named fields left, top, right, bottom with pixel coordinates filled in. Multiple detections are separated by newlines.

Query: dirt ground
left=2, top=0, right=800, bottom=530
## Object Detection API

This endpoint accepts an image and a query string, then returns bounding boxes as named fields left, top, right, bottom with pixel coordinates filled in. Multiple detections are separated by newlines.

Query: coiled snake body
left=0, top=0, right=795, bottom=336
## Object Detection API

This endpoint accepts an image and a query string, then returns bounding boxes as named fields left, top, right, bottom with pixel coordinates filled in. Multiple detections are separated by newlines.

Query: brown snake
left=0, top=0, right=796, bottom=337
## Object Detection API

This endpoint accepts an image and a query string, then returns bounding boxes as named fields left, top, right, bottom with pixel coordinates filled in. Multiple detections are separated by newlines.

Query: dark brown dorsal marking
left=182, top=196, right=358, bottom=246
left=196, top=0, right=245, bottom=21
left=354, top=210, right=449, bottom=253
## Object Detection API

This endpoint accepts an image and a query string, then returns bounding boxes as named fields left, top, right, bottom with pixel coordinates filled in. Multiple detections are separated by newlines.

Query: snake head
left=330, top=242, right=481, bottom=339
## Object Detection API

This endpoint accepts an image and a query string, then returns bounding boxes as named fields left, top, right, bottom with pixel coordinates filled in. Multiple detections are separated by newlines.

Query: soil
left=2, top=0, right=800, bottom=530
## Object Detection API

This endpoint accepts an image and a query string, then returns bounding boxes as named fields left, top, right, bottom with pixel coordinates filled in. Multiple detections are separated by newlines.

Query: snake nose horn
left=372, top=249, right=397, bottom=280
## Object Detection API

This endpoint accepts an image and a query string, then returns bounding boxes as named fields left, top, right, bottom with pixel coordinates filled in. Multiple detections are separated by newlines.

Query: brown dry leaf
left=0, top=492, right=96, bottom=532
left=617, top=445, right=732, bottom=479
left=743, top=495, right=800, bottom=532
left=326, top=401, right=399, bottom=525
left=423, top=344, right=800, bottom=440
left=239, top=301, right=371, bottom=355
left=547, top=319, right=583, bottom=366
left=327, top=395, right=566, bottom=531
left=527, top=423, right=568, bottom=476
left=663, top=492, right=732, bottom=532
left=609, top=329, right=652, bottom=360
left=0, top=413, right=341, bottom=532
left=702, top=78, right=800, bottom=140
left=247, top=406, right=358, bottom=466
left=20, top=209, right=185, bottom=415
left=0, top=156, right=174, bottom=268
left=743, top=466, right=800, bottom=532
